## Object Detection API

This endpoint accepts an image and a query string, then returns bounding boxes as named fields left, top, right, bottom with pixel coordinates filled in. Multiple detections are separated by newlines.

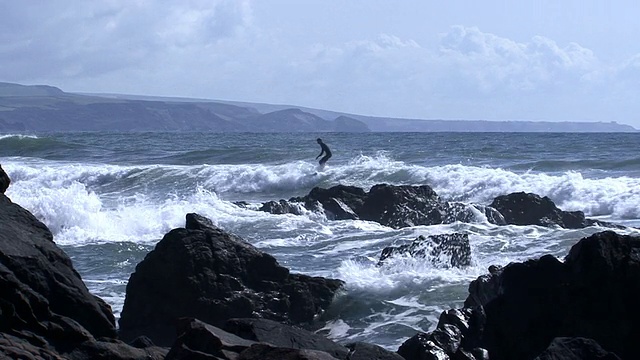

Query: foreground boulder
left=400, top=231, right=639, bottom=360
left=0, top=194, right=166, bottom=359
left=0, top=165, right=9, bottom=193
left=533, top=337, right=621, bottom=360
left=377, top=233, right=471, bottom=268
left=165, top=318, right=403, bottom=360
left=119, top=213, right=345, bottom=346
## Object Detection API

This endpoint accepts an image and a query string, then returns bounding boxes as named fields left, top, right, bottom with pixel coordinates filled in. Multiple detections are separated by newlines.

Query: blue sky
left=1, top=1, right=639, bottom=127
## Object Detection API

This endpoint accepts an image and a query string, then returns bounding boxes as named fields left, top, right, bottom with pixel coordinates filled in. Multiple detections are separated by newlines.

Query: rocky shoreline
left=1, top=165, right=637, bottom=359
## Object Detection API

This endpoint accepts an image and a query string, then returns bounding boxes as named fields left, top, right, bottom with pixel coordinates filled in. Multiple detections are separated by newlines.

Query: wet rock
left=469, top=231, right=637, bottom=359
left=224, top=318, right=349, bottom=360
left=377, top=233, right=472, bottom=268
left=533, top=337, right=621, bottom=360
left=119, top=213, right=344, bottom=346
left=0, top=193, right=167, bottom=359
left=165, top=318, right=256, bottom=360
left=489, top=192, right=619, bottom=229
left=259, top=184, right=498, bottom=228
left=0, top=165, right=9, bottom=193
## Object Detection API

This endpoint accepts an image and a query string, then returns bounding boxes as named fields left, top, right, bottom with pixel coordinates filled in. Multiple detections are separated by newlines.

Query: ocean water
left=1, top=131, right=640, bottom=349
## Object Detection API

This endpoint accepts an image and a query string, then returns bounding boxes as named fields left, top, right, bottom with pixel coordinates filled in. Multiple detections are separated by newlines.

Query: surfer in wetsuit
left=315, top=138, right=332, bottom=166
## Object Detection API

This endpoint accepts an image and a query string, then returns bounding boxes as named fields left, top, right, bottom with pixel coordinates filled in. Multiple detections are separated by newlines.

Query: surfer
left=315, top=138, right=332, bottom=166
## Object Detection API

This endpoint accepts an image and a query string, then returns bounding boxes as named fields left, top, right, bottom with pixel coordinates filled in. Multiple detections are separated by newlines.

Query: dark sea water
left=1, top=131, right=639, bottom=349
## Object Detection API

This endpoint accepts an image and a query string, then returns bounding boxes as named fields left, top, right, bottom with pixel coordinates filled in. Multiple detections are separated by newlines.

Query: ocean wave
left=0, top=133, right=39, bottom=140
left=509, top=157, right=640, bottom=172
left=0, top=133, right=83, bottom=158
left=2, top=153, right=640, bottom=247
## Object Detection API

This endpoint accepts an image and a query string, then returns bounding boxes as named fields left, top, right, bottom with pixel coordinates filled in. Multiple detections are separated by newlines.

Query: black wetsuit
left=317, top=142, right=332, bottom=165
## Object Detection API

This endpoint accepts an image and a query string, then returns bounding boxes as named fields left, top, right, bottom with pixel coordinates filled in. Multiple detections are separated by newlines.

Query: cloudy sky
left=2, top=1, right=640, bottom=127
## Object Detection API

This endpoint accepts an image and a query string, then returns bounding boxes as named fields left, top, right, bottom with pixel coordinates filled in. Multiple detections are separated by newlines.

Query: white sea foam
left=2, top=154, right=639, bottom=248
left=0, top=134, right=39, bottom=140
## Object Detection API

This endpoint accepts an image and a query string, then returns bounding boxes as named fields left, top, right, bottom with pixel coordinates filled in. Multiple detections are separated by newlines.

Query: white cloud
left=0, top=0, right=252, bottom=81
left=0, top=1, right=639, bottom=126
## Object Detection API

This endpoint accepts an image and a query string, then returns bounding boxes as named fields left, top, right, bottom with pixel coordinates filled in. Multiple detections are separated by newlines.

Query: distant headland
left=0, top=82, right=636, bottom=132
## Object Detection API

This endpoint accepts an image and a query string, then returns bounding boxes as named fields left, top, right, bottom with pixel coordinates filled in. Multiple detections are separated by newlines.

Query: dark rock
left=224, top=318, right=349, bottom=359
left=397, top=332, right=450, bottom=360
left=119, top=213, right=344, bottom=346
left=0, top=193, right=167, bottom=359
left=463, top=266, right=504, bottom=308
left=165, top=318, right=256, bottom=360
left=259, top=200, right=305, bottom=215
left=377, top=234, right=471, bottom=268
left=64, top=338, right=167, bottom=360
left=300, top=185, right=366, bottom=220
left=0, top=194, right=116, bottom=338
left=166, top=318, right=399, bottom=360
left=459, top=231, right=638, bottom=360
left=0, top=332, right=64, bottom=359
left=359, top=184, right=444, bottom=228
left=533, top=337, right=621, bottom=360
left=345, top=342, right=405, bottom=360
left=0, top=165, right=9, bottom=193
left=398, top=307, right=487, bottom=360
left=260, top=184, right=501, bottom=229
left=489, top=192, right=619, bottom=229
left=238, top=343, right=339, bottom=360
left=128, top=336, right=155, bottom=349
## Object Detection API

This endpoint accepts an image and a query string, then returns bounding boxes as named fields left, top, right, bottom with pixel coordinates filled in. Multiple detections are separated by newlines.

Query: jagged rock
left=0, top=194, right=115, bottom=338
left=377, top=234, right=472, bottom=268
left=0, top=165, right=9, bottom=193
left=0, top=193, right=167, bottom=359
left=397, top=307, right=488, bottom=360
left=358, top=184, right=444, bottom=228
left=224, top=318, right=349, bottom=359
left=166, top=318, right=402, bottom=360
left=238, top=343, right=339, bottom=360
left=463, top=265, right=504, bottom=308
left=489, top=192, right=618, bottom=229
left=295, top=185, right=367, bottom=220
left=344, top=342, right=406, bottom=360
left=533, top=337, right=621, bottom=360
left=259, top=200, right=305, bottom=215
left=397, top=332, right=451, bottom=360
left=259, top=186, right=624, bottom=230
left=470, top=231, right=637, bottom=359
left=119, top=213, right=344, bottom=347
left=259, top=184, right=500, bottom=228
left=165, top=318, right=256, bottom=360
left=403, top=231, right=639, bottom=360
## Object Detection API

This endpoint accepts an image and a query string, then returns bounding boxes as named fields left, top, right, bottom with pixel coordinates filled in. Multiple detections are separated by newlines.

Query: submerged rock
left=119, top=213, right=345, bottom=346
left=377, top=233, right=472, bottom=268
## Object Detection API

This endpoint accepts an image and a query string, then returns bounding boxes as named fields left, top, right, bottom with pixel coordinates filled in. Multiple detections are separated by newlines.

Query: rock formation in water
left=399, top=231, right=638, bottom=360
left=256, top=184, right=623, bottom=230
left=377, top=233, right=472, bottom=268
left=118, top=213, right=345, bottom=347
